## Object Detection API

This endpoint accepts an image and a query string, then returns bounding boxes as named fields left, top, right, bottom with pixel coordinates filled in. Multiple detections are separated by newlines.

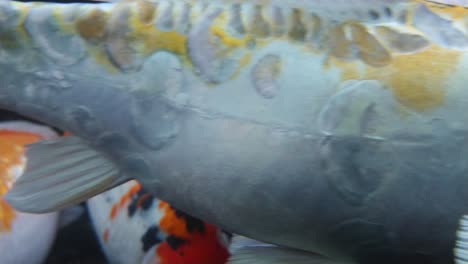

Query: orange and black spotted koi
left=88, top=181, right=230, bottom=264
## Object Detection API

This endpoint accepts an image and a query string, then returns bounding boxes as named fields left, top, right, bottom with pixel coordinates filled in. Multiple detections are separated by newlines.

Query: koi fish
left=3, top=0, right=468, bottom=263
left=0, top=119, right=59, bottom=264
left=87, top=180, right=230, bottom=264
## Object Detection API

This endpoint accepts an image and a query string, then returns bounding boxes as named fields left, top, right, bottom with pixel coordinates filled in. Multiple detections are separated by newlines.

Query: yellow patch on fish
left=75, top=9, right=108, bottom=41
left=372, top=46, right=460, bottom=111
left=210, top=26, right=248, bottom=48
left=335, top=45, right=461, bottom=111
left=129, top=4, right=188, bottom=58
left=350, top=23, right=392, bottom=68
left=136, top=0, right=155, bottom=24
left=0, top=3, right=31, bottom=50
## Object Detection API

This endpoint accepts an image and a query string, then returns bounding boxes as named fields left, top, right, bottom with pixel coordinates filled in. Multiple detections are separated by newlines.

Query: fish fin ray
left=455, top=215, right=468, bottom=264
left=228, top=236, right=348, bottom=264
left=4, top=136, right=128, bottom=213
left=229, top=235, right=280, bottom=254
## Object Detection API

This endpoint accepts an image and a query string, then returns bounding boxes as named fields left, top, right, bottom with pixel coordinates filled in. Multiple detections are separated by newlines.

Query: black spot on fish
left=141, top=225, right=162, bottom=252
left=140, top=195, right=153, bottom=210
left=369, top=10, right=380, bottom=20
left=128, top=188, right=154, bottom=217
left=166, top=236, right=187, bottom=251
left=128, top=202, right=138, bottom=218
left=171, top=206, right=205, bottom=233
left=136, top=188, right=147, bottom=198
left=384, top=7, right=392, bottom=17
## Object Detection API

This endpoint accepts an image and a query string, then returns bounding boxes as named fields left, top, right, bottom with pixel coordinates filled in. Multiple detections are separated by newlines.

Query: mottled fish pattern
left=0, top=0, right=468, bottom=111
left=88, top=180, right=230, bottom=264
left=3, top=1, right=468, bottom=264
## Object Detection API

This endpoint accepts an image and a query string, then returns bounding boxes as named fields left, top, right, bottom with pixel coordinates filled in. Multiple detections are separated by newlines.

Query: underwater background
left=45, top=203, right=108, bottom=264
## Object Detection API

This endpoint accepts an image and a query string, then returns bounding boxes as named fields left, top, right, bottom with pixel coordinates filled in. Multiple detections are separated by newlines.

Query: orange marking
left=156, top=224, right=229, bottom=264
left=118, top=183, right=141, bottom=208
left=109, top=204, right=118, bottom=220
left=108, top=182, right=142, bottom=221
left=158, top=201, right=191, bottom=239
left=103, top=228, right=109, bottom=243
left=136, top=193, right=151, bottom=208
left=0, top=130, right=44, bottom=232
left=0, top=200, right=15, bottom=232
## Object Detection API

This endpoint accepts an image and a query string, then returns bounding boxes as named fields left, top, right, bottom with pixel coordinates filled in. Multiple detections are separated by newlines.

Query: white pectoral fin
left=4, top=136, right=128, bottom=213
left=228, top=235, right=350, bottom=264
left=455, top=215, right=468, bottom=264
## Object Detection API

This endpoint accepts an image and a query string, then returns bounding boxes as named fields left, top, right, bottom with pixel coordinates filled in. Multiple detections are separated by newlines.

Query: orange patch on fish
left=109, top=204, right=118, bottom=220
left=0, top=130, right=43, bottom=232
left=158, top=201, right=192, bottom=239
left=156, top=224, right=230, bottom=264
left=95, top=180, right=230, bottom=263
left=0, top=201, right=15, bottom=232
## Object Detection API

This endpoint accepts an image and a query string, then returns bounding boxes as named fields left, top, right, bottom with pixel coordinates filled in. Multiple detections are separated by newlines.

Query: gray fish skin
left=2, top=0, right=468, bottom=263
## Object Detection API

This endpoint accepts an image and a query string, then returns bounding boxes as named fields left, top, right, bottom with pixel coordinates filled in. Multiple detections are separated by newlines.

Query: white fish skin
left=2, top=0, right=468, bottom=263
left=0, top=212, right=59, bottom=264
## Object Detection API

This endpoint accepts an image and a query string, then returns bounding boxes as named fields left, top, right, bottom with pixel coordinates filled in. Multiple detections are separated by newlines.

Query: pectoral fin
left=4, top=136, right=128, bottom=213
left=455, top=215, right=468, bottom=264
left=228, top=236, right=350, bottom=264
left=228, top=246, right=348, bottom=264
